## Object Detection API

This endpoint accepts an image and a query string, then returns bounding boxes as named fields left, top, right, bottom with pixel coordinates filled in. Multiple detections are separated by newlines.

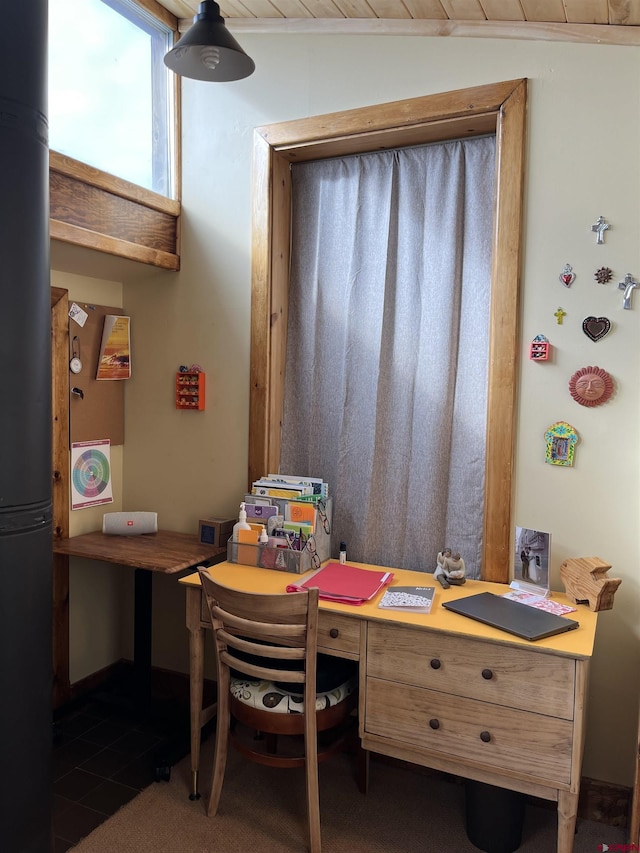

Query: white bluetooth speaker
left=102, top=511, right=158, bottom=536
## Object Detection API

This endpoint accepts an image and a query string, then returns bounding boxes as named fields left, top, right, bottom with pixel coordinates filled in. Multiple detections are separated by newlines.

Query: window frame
left=249, top=79, right=527, bottom=583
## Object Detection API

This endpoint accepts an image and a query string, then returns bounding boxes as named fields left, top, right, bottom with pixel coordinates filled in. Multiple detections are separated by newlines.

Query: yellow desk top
left=180, top=560, right=598, bottom=659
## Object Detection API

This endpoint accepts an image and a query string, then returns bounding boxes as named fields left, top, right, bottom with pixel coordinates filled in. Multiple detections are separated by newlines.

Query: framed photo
left=514, top=526, right=551, bottom=592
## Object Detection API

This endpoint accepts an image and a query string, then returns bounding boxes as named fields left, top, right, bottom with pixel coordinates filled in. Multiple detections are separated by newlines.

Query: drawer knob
left=329, top=628, right=339, bottom=638
left=481, top=668, right=494, bottom=680
left=430, top=658, right=441, bottom=669
left=429, top=718, right=440, bottom=730
left=480, top=730, right=492, bottom=743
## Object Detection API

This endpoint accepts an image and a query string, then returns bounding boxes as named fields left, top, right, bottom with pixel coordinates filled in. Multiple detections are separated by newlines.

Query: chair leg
left=265, top=732, right=278, bottom=754
left=207, top=675, right=230, bottom=817
left=304, top=714, right=321, bottom=853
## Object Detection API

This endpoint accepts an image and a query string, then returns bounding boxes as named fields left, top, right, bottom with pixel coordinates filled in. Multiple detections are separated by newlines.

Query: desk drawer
left=365, top=677, right=573, bottom=785
left=318, top=612, right=361, bottom=658
left=367, top=622, right=575, bottom=719
left=200, top=595, right=361, bottom=658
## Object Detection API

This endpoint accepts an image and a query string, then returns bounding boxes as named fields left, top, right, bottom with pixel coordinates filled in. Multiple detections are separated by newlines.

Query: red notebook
left=286, top=562, right=393, bottom=605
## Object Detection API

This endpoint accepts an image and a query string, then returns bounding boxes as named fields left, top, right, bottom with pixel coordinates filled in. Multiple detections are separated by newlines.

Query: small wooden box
left=198, top=517, right=235, bottom=547
left=529, top=341, right=550, bottom=361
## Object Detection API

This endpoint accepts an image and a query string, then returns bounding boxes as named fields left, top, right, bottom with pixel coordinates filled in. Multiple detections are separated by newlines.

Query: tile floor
left=52, top=688, right=192, bottom=852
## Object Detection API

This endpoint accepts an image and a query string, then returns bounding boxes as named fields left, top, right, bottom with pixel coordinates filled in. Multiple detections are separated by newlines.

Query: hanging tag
left=69, top=336, right=83, bottom=374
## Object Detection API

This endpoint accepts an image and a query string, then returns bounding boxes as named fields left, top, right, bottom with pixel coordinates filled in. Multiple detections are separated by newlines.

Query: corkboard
left=69, top=303, right=125, bottom=446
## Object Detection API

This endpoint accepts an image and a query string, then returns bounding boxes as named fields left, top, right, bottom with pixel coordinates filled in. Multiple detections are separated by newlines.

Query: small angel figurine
left=434, top=548, right=466, bottom=589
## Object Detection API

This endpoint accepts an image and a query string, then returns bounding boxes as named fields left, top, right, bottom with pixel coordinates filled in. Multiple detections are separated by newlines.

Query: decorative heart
left=582, top=316, right=611, bottom=342
left=559, top=264, right=575, bottom=287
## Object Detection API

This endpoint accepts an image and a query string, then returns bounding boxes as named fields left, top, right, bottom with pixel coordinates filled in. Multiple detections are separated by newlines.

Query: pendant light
left=164, top=0, right=255, bottom=82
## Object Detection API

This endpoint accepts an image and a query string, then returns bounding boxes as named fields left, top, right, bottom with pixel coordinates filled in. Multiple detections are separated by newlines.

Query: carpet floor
left=72, top=736, right=627, bottom=853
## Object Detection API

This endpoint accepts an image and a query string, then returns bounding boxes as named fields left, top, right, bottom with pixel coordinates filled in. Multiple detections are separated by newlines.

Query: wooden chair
left=198, top=568, right=361, bottom=853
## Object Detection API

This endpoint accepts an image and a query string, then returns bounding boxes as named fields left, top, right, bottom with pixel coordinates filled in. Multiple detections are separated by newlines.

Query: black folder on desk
left=442, top=592, right=579, bottom=641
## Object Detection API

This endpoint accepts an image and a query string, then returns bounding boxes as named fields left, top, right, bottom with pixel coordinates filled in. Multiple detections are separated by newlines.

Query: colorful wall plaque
left=544, top=422, right=578, bottom=467
left=529, top=334, right=550, bottom=361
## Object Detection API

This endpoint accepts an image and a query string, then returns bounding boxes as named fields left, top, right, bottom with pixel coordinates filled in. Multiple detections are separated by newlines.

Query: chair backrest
left=198, top=568, right=319, bottom=704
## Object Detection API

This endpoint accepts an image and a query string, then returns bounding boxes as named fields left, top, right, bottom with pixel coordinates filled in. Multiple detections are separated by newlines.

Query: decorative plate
left=569, top=365, right=614, bottom=407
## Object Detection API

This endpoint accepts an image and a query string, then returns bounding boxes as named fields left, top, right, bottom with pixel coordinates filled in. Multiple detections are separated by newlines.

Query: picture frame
left=514, top=526, right=551, bottom=592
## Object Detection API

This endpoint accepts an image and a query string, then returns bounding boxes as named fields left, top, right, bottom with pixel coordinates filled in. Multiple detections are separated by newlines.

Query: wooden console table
left=180, top=561, right=598, bottom=853
left=54, top=530, right=225, bottom=708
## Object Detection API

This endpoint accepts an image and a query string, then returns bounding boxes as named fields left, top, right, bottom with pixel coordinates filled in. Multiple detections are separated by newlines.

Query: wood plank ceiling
left=156, top=0, right=640, bottom=45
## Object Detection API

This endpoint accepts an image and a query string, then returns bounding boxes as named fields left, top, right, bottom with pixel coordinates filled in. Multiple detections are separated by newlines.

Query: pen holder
left=227, top=540, right=313, bottom=573
left=228, top=497, right=333, bottom=573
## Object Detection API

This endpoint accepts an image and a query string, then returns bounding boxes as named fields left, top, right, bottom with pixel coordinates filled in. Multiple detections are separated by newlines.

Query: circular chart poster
left=71, top=440, right=113, bottom=509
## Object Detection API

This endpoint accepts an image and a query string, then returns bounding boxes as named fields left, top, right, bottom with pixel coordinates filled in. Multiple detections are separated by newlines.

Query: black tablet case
left=442, top=592, right=579, bottom=641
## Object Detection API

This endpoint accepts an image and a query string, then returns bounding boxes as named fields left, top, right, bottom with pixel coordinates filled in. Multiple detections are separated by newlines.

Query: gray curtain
left=280, top=136, right=496, bottom=577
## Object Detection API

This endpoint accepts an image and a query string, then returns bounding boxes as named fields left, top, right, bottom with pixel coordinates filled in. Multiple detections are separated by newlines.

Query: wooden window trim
left=249, top=79, right=527, bottom=583
left=49, top=151, right=181, bottom=270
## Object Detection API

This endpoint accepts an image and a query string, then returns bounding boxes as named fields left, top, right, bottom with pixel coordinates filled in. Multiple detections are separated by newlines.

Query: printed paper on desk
left=245, top=504, right=279, bottom=521
left=286, top=562, right=393, bottom=605
left=379, top=585, right=435, bottom=614
left=267, top=475, right=328, bottom=498
left=286, top=501, right=316, bottom=526
left=282, top=521, right=314, bottom=538
left=502, top=590, right=576, bottom=616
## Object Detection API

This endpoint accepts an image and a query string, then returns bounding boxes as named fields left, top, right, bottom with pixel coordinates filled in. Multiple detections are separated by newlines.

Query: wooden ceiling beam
left=211, top=17, right=640, bottom=44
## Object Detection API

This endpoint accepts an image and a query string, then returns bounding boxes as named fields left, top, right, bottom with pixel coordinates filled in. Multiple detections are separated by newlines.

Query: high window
left=48, top=0, right=176, bottom=197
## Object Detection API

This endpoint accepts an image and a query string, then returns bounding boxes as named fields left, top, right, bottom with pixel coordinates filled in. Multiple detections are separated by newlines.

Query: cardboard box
left=198, top=517, right=235, bottom=548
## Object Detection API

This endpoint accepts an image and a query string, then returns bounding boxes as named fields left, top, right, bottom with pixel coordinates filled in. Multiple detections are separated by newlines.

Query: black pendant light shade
left=164, top=0, right=255, bottom=82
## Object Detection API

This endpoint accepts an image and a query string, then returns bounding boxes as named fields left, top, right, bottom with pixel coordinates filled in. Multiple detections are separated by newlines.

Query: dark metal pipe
left=0, top=2, right=53, bottom=851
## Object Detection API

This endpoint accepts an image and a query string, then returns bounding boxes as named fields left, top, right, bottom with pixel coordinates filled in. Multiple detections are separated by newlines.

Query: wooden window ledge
left=49, top=151, right=180, bottom=271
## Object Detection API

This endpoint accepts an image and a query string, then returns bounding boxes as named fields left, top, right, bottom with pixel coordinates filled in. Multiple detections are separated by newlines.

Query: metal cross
left=618, top=273, right=638, bottom=310
left=591, top=215, right=610, bottom=245
left=554, top=307, right=566, bottom=325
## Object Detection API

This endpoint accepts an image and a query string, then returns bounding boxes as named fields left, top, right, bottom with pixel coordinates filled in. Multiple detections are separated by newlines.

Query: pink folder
left=286, top=562, right=393, bottom=605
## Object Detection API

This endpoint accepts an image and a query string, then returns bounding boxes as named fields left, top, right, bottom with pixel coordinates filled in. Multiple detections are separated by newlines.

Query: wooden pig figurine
left=560, top=557, right=622, bottom=611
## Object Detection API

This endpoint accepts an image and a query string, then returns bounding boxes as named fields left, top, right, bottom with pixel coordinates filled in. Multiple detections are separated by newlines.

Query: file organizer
left=227, top=498, right=332, bottom=573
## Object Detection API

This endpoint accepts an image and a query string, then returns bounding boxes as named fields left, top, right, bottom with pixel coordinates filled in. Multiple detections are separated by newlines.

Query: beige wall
left=50, top=270, right=128, bottom=680
left=52, top=34, right=640, bottom=787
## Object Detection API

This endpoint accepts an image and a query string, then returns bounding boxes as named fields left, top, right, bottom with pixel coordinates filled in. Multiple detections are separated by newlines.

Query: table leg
left=187, top=587, right=205, bottom=799
left=557, top=790, right=578, bottom=853
left=134, top=568, right=153, bottom=712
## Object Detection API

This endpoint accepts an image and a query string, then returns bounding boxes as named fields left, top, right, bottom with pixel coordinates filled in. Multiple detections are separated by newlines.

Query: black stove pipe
left=0, top=2, right=53, bottom=851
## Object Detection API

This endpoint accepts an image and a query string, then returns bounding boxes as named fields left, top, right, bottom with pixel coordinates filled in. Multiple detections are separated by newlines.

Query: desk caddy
left=227, top=498, right=332, bottom=573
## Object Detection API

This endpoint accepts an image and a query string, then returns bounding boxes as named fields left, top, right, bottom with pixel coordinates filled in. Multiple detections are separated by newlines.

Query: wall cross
left=591, top=216, right=610, bottom=245
left=618, top=273, right=638, bottom=310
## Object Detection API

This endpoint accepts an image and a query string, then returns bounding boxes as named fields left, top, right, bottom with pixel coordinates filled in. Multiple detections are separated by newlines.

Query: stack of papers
left=286, top=562, right=393, bottom=605
left=252, top=474, right=329, bottom=500
left=502, top=590, right=576, bottom=616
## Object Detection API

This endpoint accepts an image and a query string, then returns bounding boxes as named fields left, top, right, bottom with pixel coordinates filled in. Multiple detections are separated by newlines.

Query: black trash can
left=465, top=780, right=526, bottom=853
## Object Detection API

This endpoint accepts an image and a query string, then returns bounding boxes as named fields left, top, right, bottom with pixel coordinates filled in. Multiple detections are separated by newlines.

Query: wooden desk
left=180, top=561, right=597, bottom=853
left=54, top=530, right=225, bottom=707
